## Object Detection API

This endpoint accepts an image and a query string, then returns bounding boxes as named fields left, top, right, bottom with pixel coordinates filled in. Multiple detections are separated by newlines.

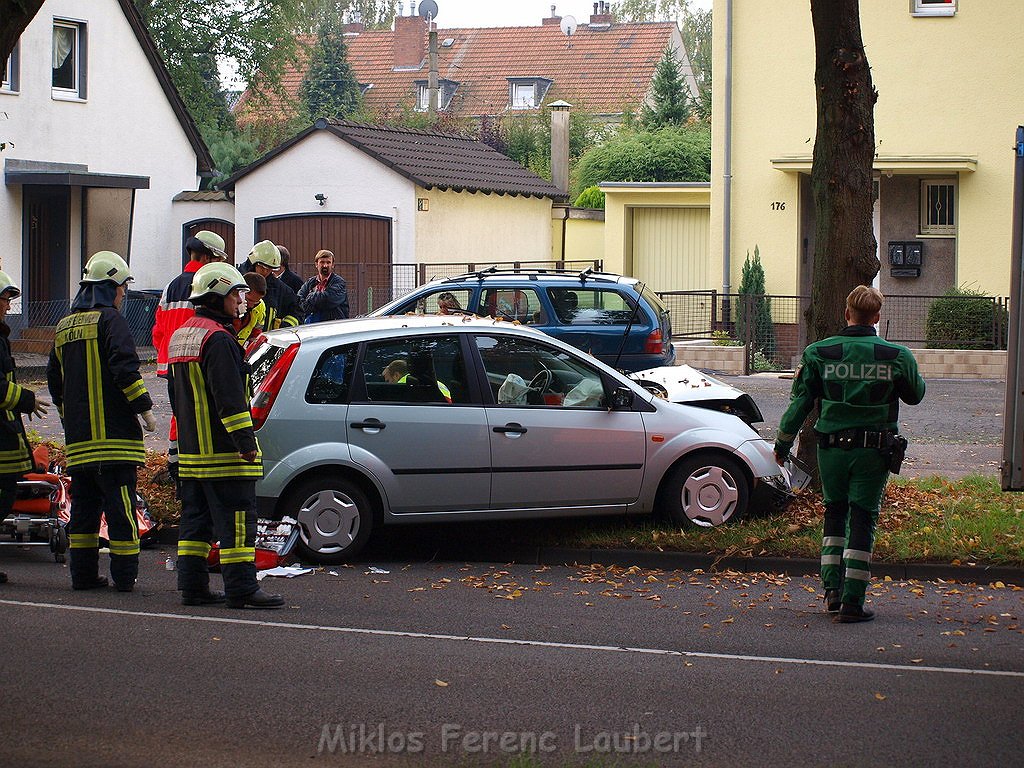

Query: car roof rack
left=440, top=266, right=625, bottom=285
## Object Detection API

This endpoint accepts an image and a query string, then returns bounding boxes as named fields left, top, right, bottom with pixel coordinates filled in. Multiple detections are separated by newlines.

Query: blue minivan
left=371, top=269, right=675, bottom=372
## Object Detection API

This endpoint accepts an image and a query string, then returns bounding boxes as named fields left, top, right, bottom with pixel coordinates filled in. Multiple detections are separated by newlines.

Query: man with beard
left=297, top=249, right=349, bottom=323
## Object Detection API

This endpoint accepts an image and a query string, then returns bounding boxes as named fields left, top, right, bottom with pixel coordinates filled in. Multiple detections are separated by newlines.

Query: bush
left=572, top=125, right=711, bottom=198
left=925, top=287, right=1008, bottom=350
left=736, top=246, right=778, bottom=366
left=573, top=186, right=605, bottom=209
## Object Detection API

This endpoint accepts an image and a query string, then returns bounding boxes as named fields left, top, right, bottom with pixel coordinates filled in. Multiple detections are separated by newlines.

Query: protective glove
left=29, top=397, right=51, bottom=420
left=773, top=440, right=791, bottom=467
left=140, top=410, right=157, bottom=432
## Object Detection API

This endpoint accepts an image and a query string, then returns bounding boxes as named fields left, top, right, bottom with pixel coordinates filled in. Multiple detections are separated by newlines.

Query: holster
left=883, top=433, right=909, bottom=474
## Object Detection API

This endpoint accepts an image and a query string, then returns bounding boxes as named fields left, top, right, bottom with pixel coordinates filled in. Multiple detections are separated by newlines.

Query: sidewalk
left=15, top=346, right=157, bottom=381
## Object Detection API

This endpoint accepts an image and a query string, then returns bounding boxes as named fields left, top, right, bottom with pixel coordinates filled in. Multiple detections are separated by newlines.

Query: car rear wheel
left=285, top=476, right=375, bottom=564
left=660, top=453, right=749, bottom=528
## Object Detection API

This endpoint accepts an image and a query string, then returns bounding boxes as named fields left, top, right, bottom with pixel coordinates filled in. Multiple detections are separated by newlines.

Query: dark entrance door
left=256, top=214, right=392, bottom=316
left=24, top=186, right=71, bottom=326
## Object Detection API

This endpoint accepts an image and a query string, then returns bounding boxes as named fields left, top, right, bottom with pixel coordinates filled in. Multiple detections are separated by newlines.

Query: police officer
left=247, top=240, right=300, bottom=330
left=775, top=285, right=925, bottom=623
left=167, top=262, right=283, bottom=609
left=47, top=252, right=156, bottom=592
left=0, top=271, right=50, bottom=585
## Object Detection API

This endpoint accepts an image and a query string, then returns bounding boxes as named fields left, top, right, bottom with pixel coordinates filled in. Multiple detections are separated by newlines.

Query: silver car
left=248, top=316, right=786, bottom=564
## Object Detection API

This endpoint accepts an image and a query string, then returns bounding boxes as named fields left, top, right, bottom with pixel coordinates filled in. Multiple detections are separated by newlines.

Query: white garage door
left=632, top=207, right=711, bottom=291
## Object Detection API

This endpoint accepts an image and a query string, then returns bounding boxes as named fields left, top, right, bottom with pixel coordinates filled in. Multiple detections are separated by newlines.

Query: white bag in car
left=497, top=373, right=530, bottom=404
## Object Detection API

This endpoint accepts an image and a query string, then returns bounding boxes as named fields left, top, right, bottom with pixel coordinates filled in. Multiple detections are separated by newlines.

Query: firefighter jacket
left=777, top=325, right=926, bottom=448
left=167, top=309, right=262, bottom=480
left=47, top=307, right=152, bottom=468
left=263, top=275, right=300, bottom=330
left=153, top=260, right=203, bottom=377
left=0, top=323, right=36, bottom=475
left=234, top=299, right=266, bottom=346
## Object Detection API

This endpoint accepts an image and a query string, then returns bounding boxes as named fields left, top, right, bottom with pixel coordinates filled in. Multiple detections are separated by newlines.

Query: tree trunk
left=0, top=1, right=46, bottom=82
left=798, top=0, right=879, bottom=481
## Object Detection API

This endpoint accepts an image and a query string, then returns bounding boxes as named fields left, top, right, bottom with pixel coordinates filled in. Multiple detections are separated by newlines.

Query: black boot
left=824, top=588, right=842, bottom=614
left=182, top=589, right=227, bottom=606
left=835, top=603, right=875, bottom=623
left=0, top=571, right=7, bottom=584
left=70, top=548, right=108, bottom=591
left=226, top=589, right=285, bottom=609
left=72, top=576, right=109, bottom=590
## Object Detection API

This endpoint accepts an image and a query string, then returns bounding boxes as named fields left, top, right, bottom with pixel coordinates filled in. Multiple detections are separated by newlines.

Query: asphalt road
left=1, top=549, right=1021, bottom=767
left=21, top=365, right=1008, bottom=480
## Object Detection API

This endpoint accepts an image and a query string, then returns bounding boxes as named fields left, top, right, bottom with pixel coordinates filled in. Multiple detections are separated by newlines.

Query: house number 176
left=771, top=202, right=786, bottom=211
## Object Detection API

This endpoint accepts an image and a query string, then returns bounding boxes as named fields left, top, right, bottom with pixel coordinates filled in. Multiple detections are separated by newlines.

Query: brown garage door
left=182, top=219, right=235, bottom=269
left=256, top=214, right=392, bottom=315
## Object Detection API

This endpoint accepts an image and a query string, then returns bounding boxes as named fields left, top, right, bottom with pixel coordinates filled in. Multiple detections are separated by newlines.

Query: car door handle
left=351, top=419, right=386, bottom=431
left=493, top=423, right=527, bottom=434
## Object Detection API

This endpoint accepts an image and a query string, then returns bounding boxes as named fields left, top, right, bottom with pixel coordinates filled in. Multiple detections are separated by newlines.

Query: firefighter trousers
left=176, top=478, right=258, bottom=599
left=68, top=464, right=140, bottom=588
left=818, top=446, right=889, bottom=606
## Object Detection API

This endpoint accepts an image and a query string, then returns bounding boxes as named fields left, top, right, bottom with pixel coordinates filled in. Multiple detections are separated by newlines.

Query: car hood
left=627, top=365, right=747, bottom=404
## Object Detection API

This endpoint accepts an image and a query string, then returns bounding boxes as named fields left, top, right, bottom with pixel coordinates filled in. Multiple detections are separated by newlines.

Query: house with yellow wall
left=711, top=0, right=1017, bottom=302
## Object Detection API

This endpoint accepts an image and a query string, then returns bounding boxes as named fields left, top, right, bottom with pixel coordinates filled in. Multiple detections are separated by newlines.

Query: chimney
left=543, top=4, right=561, bottom=25
left=550, top=100, right=572, bottom=195
left=393, top=14, right=427, bottom=69
left=590, top=0, right=613, bottom=25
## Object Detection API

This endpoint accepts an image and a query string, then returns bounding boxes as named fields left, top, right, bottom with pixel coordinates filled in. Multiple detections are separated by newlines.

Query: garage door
left=183, top=219, right=235, bottom=269
left=632, top=207, right=710, bottom=292
left=256, top=214, right=392, bottom=315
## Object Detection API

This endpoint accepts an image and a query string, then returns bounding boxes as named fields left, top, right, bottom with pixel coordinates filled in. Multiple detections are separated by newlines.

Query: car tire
left=285, top=475, right=375, bottom=564
left=659, top=453, right=749, bottom=528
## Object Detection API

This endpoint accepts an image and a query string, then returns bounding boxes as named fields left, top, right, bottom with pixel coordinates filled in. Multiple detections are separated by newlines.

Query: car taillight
left=644, top=328, right=664, bottom=354
left=251, top=342, right=299, bottom=431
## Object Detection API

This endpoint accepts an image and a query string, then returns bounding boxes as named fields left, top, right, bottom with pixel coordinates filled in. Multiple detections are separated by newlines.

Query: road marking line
left=2, top=598, right=1021, bottom=678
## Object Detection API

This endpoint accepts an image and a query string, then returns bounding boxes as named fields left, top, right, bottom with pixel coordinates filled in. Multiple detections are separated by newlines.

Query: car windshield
left=547, top=287, right=638, bottom=325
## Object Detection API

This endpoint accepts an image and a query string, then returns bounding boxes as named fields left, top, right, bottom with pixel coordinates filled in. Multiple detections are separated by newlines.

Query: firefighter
left=152, top=230, right=228, bottom=484
left=167, top=262, right=284, bottom=609
left=47, top=252, right=156, bottom=592
left=774, top=285, right=925, bottom=623
left=0, top=271, right=50, bottom=585
left=248, top=240, right=300, bottom=330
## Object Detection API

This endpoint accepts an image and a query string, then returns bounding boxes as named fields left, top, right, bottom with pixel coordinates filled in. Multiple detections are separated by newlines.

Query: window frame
left=911, top=0, right=956, bottom=17
left=2, top=41, right=20, bottom=94
left=919, top=178, right=957, bottom=237
left=414, top=79, right=458, bottom=112
left=507, top=78, right=553, bottom=111
left=52, top=18, right=88, bottom=100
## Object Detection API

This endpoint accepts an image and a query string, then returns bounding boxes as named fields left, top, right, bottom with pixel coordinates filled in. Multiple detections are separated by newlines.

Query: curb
left=153, top=525, right=1023, bottom=586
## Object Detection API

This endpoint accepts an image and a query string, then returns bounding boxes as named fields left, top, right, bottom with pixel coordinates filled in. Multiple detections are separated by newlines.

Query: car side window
left=548, top=288, right=637, bottom=325
left=480, top=288, right=546, bottom=325
left=306, top=345, right=356, bottom=404
left=412, top=288, right=473, bottom=316
left=474, top=335, right=607, bottom=409
left=358, top=335, right=469, bottom=405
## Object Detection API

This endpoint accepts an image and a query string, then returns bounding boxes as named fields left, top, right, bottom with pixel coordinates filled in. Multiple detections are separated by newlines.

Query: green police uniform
left=775, top=325, right=925, bottom=611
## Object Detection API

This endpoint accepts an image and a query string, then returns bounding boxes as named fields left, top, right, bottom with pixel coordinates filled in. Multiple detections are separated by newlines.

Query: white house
left=0, top=0, right=212, bottom=329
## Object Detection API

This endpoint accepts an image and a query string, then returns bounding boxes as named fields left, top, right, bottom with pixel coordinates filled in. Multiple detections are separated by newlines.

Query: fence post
left=742, top=294, right=753, bottom=375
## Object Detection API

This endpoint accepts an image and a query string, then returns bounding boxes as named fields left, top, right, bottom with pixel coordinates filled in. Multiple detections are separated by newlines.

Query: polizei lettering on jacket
left=822, top=362, right=893, bottom=381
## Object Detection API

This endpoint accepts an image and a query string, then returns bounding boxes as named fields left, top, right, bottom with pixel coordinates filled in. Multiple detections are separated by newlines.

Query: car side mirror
left=611, top=386, right=634, bottom=410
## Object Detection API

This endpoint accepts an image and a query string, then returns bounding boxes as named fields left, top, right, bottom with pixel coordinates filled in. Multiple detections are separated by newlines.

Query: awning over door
left=4, top=159, right=149, bottom=188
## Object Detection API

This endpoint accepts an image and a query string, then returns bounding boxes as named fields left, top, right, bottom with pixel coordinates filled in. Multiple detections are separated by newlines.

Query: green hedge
left=925, top=287, right=1008, bottom=350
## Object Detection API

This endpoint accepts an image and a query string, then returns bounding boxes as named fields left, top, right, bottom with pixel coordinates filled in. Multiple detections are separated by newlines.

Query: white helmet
left=0, top=270, right=21, bottom=300
left=248, top=240, right=281, bottom=270
left=189, top=262, right=247, bottom=302
left=82, top=251, right=133, bottom=285
left=188, top=230, right=228, bottom=261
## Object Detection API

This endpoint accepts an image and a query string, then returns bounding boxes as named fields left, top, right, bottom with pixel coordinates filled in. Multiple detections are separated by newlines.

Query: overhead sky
left=402, top=0, right=711, bottom=28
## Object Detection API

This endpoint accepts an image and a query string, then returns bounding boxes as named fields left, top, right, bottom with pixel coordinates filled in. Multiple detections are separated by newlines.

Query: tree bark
left=1, top=1, right=46, bottom=82
left=798, top=0, right=878, bottom=479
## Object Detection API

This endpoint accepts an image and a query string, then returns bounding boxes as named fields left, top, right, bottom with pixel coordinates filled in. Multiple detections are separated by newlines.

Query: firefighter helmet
left=248, top=240, right=281, bottom=269
left=189, top=262, right=248, bottom=302
left=82, top=251, right=133, bottom=285
left=188, top=230, right=229, bottom=261
left=0, top=270, right=21, bottom=300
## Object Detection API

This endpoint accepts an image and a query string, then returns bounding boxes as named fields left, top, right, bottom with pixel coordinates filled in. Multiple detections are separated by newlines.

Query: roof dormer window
left=415, top=79, right=459, bottom=112
left=508, top=78, right=553, bottom=110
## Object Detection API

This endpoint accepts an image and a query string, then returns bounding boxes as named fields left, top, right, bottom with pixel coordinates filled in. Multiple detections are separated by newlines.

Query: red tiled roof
left=220, top=119, right=566, bottom=200
left=237, top=20, right=682, bottom=123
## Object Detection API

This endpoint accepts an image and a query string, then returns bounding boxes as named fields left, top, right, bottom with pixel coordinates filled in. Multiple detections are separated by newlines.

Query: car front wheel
left=660, top=453, right=749, bottom=528
left=285, top=476, right=375, bottom=564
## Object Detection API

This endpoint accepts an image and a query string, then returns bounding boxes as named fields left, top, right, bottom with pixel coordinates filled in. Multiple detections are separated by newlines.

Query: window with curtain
left=52, top=21, right=80, bottom=93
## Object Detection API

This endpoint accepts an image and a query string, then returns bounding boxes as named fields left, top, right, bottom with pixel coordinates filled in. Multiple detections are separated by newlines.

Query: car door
left=545, top=286, right=653, bottom=365
left=346, top=333, right=491, bottom=514
left=473, top=333, right=646, bottom=511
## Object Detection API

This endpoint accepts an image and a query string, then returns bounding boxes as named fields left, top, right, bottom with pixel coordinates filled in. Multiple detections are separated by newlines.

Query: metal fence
left=9, top=292, right=161, bottom=348
left=657, top=290, right=1011, bottom=373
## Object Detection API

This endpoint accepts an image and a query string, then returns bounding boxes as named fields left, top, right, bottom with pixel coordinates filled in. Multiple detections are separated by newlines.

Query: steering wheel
left=529, top=368, right=553, bottom=393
